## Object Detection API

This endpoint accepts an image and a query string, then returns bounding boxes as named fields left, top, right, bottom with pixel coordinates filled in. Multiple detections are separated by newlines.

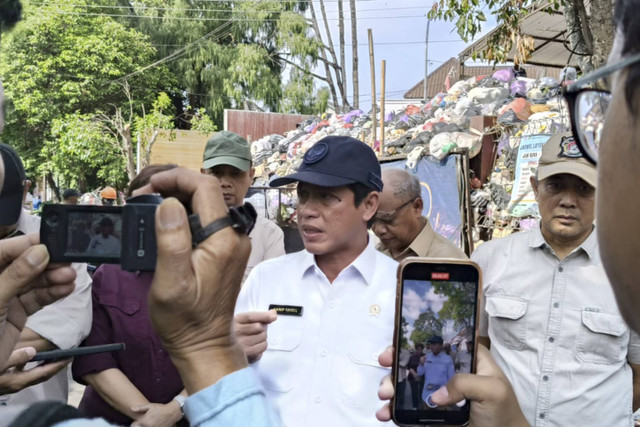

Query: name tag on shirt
left=269, top=304, right=303, bottom=316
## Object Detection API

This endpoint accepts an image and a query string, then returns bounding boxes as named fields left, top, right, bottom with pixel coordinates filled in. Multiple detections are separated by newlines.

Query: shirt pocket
left=99, top=294, right=147, bottom=339
left=485, top=295, right=528, bottom=351
left=336, top=337, right=388, bottom=406
left=576, top=310, right=628, bottom=364
left=259, top=322, right=303, bottom=392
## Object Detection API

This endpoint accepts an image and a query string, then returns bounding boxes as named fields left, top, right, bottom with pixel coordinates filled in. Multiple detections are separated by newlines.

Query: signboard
left=507, top=134, right=551, bottom=217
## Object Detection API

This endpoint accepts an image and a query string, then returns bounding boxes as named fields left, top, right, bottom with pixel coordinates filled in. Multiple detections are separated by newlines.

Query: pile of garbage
left=250, top=67, right=575, bottom=231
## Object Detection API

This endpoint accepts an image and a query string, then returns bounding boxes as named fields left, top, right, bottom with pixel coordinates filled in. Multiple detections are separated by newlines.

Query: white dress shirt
left=235, top=239, right=397, bottom=426
left=0, top=211, right=92, bottom=406
left=473, top=226, right=640, bottom=427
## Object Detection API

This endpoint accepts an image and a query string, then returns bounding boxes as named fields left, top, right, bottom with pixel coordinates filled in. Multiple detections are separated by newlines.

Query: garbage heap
left=251, top=67, right=573, bottom=238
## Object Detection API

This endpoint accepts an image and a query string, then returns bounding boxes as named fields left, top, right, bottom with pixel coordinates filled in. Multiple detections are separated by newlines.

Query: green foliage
left=46, top=113, right=128, bottom=191
left=432, top=281, right=476, bottom=332
left=400, top=316, right=410, bottom=350
left=281, top=69, right=329, bottom=115
left=112, top=0, right=321, bottom=122
left=0, top=1, right=174, bottom=185
left=189, top=108, right=217, bottom=134
left=410, top=309, right=445, bottom=347
left=428, top=0, right=563, bottom=64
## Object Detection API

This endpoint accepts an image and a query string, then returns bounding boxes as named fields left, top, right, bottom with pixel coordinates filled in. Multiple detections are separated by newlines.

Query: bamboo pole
left=368, top=29, right=377, bottom=147
left=379, top=59, right=386, bottom=155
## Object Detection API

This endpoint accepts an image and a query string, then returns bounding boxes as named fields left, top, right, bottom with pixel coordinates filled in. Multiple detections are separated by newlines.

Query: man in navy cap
left=234, top=136, right=398, bottom=426
left=416, top=335, right=454, bottom=409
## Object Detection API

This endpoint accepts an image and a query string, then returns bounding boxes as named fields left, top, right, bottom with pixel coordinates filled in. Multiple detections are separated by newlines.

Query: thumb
left=152, top=198, right=193, bottom=303
left=4, top=347, right=36, bottom=370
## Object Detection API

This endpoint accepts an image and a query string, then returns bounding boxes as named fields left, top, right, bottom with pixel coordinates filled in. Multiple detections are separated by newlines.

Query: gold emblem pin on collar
left=369, top=304, right=381, bottom=317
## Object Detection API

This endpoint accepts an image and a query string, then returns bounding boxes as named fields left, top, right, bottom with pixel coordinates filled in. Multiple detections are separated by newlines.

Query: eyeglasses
left=563, top=51, right=640, bottom=165
left=372, top=198, right=414, bottom=226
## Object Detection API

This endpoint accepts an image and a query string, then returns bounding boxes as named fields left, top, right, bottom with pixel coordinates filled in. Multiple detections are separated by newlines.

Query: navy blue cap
left=270, top=136, right=383, bottom=191
left=427, top=335, right=444, bottom=344
left=0, top=143, right=26, bottom=226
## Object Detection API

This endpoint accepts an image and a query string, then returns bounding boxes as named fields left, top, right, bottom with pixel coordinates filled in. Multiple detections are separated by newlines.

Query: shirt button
left=548, top=337, right=555, bottom=343
left=329, top=302, right=335, bottom=309
left=314, top=396, right=322, bottom=403
left=155, top=378, right=161, bottom=384
left=553, top=302, right=559, bottom=308
left=539, top=413, right=546, bottom=419
left=542, top=375, right=549, bottom=381
left=558, top=266, right=564, bottom=272
left=320, top=349, right=328, bottom=357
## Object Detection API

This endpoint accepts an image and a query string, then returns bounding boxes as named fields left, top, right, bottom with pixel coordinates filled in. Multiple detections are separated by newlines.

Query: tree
left=428, top=0, right=614, bottom=71
left=410, top=308, right=445, bottom=347
left=308, top=0, right=352, bottom=112
left=0, top=1, right=174, bottom=192
left=432, top=281, right=476, bottom=332
left=101, top=0, right=326, bottom=123
left=281, top=69, right=330, bottom=115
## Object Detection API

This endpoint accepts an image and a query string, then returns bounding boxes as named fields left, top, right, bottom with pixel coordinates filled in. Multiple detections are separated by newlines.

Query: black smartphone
left=392, top=258, right=481, bottom=426
left=31, top=343, right=126, bottom=362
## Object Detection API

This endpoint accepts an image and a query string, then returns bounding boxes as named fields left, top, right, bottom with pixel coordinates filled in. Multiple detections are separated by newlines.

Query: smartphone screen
left=393, top=258, right=481, bottom=426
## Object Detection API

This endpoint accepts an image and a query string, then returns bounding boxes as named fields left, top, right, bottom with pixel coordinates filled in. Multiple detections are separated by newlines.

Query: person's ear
left=200, top=168, right=207, bottom=175
left=530, top=176, right=539, bottom=200
left=249, top=167, right=256, bottom=181
left=412, top=197, right=423, bottom=214
left=362, top=191, right=380, bottom=222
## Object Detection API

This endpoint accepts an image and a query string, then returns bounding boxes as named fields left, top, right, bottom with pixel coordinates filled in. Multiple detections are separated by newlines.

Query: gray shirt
left=473, top=226, right=640, bottom=427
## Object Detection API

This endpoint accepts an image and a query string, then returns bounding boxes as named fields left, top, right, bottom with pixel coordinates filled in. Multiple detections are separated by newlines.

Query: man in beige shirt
left=372, top=169, right=467, bottom=261
left=201, top=131, right=285, bottom=282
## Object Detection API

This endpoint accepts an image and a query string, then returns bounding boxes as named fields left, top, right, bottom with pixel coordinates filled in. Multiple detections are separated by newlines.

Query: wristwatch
left=173, top=394, right=187, bottom=418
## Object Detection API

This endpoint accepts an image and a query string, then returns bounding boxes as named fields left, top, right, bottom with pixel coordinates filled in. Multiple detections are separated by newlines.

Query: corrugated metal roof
left=458, top=5, right=580, bottom=69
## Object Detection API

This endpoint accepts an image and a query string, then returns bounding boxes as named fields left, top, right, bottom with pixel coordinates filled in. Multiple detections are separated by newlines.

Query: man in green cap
left=201, top=131, right=285, bottom=282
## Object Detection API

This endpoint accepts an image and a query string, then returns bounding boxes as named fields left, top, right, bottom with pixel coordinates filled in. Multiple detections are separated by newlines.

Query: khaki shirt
left=376, top=218, right=468, bottom=261
left=244, top=216, right=285, bottom=283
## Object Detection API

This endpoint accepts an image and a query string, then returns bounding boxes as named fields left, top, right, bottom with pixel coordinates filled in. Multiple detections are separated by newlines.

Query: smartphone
left=392, top=258, right=481, bottom=426
left=31, top=343, right=126, bottom=362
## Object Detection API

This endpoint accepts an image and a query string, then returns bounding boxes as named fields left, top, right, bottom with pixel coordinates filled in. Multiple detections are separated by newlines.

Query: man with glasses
left=372, top=168, right=467, bottom=261
left=234, top=136, right=398, bottom=426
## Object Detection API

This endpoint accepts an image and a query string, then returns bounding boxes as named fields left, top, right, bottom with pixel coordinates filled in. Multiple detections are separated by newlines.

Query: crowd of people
left=1, top=0, right=640, bottom=425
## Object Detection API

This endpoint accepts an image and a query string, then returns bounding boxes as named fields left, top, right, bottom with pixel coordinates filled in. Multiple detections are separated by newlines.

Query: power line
left=150, top=40, right=461, bottom=47
left=31, top=10, right=428, bottom=22
left=31, top=2, right=429, bottom=14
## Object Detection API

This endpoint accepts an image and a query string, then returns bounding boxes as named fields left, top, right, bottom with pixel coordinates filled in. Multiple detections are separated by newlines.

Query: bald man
left=372, top=169, right=467, bottom=261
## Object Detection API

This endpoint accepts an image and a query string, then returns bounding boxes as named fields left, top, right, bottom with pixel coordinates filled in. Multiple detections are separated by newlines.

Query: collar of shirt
left=528, top=224, right=598, bottom=260
left=301, top=238, right=377, bottom=286
left=377, top=217, right=433, bottom=259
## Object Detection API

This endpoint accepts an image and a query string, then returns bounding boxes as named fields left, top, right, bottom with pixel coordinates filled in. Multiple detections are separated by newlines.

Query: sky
left=308, top=0, right=498, bottom=110
left=402, top=279, right=449, bottom=344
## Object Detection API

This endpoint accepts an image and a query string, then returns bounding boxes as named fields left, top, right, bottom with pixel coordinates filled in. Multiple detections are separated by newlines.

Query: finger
left=378, top=374, right=394, bottom=400
left=17, top=281, right=76, bottom=316
left=4, top=358, right=71, bottom=392
left=235, top=311, right=278, bottom=325
left=378, top=345, right=393, bottom=368
left=375, top=403, right=392, bottom=422
left=151, top=198, right=194, bottom=306
left=4, top=347, right=36, bottom=369
left=148, top=169, right=228, bottom=225
left=0, top=245, right=50, bottom=305
left=234, top=322, right=267, bottom=336
left=0, top=234, right=39, bottom=269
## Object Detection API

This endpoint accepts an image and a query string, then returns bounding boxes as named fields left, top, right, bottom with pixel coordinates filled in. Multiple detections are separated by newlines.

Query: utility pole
left=368, top=29, right=377, bottom=146
left=380, top=60, right=386, bottom=155
left=424, top=19, right=431, bottom=103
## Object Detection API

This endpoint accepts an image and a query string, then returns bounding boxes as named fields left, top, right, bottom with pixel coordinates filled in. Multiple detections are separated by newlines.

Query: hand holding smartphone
left=392, top=258, right=481, bottom=426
